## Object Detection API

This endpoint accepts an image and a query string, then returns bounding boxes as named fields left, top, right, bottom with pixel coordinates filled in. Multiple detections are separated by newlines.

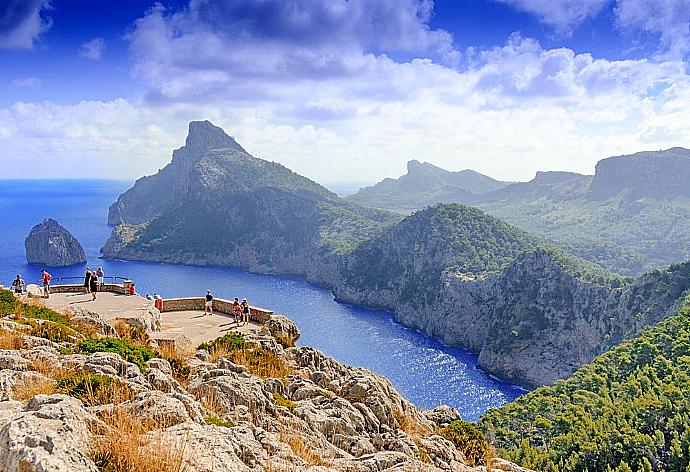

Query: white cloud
left=495, top=0, right=610, bottom=34
left=126, top=0, right=458, bottom=103
left=615, top=0, right=690, bottom=59
left=79, top=37, right=106, bottom=60
left=11, top=76, right=42, bottom=88
left=0, top=0, right=52, bottom=50
left=1, top=1, right=689, bottom=185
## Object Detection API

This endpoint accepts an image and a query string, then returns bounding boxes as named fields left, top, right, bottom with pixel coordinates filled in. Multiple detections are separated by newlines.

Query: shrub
left=198, top=333, right=249, bottom=353
left=205, top=416, right=235, bottom=428
left=272, top=392, right=296, bottom=410
left=439, top=420, right=491, bottom=467
left=199, top=333, right=292, bottom=378
left=55, top=373, right=134, bottom=406
left=0, top=288, right=69, bottom=324
left=77, top=337, right=153, bottom=371
left=89, top=407, right=187, bottom=472
left=28, top=320, right=76, bottom=343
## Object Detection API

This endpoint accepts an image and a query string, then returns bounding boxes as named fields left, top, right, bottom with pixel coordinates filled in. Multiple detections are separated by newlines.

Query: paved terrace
left=40, top=289, right=269, bottom=347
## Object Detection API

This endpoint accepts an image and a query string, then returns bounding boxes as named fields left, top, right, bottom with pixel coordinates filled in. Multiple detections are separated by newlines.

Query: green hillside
left=347, top=148, right=690, bottom=276
left=479, top=273, right=690, bottom=472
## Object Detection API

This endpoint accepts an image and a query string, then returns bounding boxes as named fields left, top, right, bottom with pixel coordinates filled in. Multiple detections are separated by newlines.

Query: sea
left=0, top=179, right=525, bottom=421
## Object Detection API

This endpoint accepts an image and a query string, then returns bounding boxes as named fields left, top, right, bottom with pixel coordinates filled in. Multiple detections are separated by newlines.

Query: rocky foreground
left=0, top=289, right=529, bottom=472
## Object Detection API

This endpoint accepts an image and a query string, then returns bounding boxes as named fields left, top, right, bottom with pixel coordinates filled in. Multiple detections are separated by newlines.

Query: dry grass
left=278, top=426, right=330, bottom=468
left=55, top=372, right=136, bottom=407
left=113, top=319, right=149, bottom=346
left=0, top=329, right=26, bottom=350
left=12, top=376, right=56, bottom=401
left=90, top=407, right=190, bottom=472
left=274, top=334, right=295, bottom=348
left=225, top=347, right=293, bottom=379
left=196, top=387, right=227, bottom=419
left=158, top=344, right=195, bottom=385
left=393, top=408, right=432, bottom=438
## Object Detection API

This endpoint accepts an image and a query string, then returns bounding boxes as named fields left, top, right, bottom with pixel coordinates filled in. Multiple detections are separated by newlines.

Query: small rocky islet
left=0, top=287, right=530, bottom=471
left=24, top=218, right=87, bottom=267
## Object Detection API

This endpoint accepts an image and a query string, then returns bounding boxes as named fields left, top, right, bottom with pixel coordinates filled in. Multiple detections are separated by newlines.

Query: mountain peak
left=185, top=120, right=245, bottom=153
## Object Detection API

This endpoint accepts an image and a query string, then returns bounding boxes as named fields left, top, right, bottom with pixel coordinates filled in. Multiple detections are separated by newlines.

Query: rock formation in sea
left=0, top=287, right=532, bottom=472
left=24, top=218, right=87, bottom=267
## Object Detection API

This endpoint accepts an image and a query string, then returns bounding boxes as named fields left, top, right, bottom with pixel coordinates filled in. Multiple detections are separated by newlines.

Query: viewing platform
left=31, top=278, right=275, bottom=347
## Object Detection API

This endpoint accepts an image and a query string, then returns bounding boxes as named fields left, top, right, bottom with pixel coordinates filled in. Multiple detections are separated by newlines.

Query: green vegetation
left=438, top=420, right=490, bottom=467
left=198, top=332, right=250, bottom=353
left=343, top=204, right=623, bottom=308
left=348, top=155, right=690, bottom=277
left=205, top=416, right=235, bottom=428
left=272, top=392, right=296, bottom=410
left=77, top=338, right=153, bottom=371
left=56, top=373, right=133, bottom=406
left=0, top=288, right=69, bottom=324
left=479, top=302, right=690, bottom=472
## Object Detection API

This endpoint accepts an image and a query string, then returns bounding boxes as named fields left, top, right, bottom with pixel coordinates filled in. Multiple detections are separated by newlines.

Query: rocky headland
left=25, top=218, right=87, bottom=267
left=0, top=287, right=530, bottom=472
left=101, top=121, right=690, bottom=389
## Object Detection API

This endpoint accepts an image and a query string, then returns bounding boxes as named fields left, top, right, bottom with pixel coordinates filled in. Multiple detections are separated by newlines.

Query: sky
left=1, top=0, right=689, bottom=185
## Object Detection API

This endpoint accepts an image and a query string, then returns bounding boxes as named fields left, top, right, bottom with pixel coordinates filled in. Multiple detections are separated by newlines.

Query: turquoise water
left=0, top=179, right=525, bottom=420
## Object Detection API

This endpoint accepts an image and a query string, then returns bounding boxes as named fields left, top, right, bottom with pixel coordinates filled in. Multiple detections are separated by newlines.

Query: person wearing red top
left=41, top=270, right=51, bottom=299
left=232, top=297, right=242, bottom=326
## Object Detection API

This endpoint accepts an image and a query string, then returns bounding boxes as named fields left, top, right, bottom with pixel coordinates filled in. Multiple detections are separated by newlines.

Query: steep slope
left=347, top=160, right=509, bottom=210
left=348, top=148, right=690, bottom=276
left=331, top=204, right=690, bottom=387
left=103, top=121, right=399, bottom=276
left=479, top=288, right=690, bottom=472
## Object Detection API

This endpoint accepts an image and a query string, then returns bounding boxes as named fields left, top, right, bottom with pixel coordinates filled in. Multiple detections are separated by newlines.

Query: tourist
left=83, top=267, right=92, bottom=294
left=232, top=297, right=242, bottom=326
left=89, top=272, right=99, bottom=301
left=96, top=267, right=104, bottom=290
left=241, top=298, right=250, bottom=325
left=41, top=270, right=51, bottom=299
left=11, top=274, right=24, bottom=294
left=204, top=290, right=214, bottom=316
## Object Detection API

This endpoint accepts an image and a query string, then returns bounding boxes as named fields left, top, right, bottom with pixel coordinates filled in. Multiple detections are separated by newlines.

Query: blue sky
left=1, top=0, right=689, bottom=182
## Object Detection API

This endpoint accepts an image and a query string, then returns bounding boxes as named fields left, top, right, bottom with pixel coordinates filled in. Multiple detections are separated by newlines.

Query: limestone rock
left=24, top=218, right=86, bottom=267
left=70, top=307, right=117, bottom=336
left=0, top=394, right=99, bottom=471
left=266, top=315, right=301, bottom=347
left=425, top=405, right=461, bottom=428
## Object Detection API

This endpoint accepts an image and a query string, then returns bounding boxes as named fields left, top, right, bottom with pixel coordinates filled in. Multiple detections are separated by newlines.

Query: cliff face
left=334, top=249, right=690, bottom=387
left=587, top=147, right=690, bottom=201
left=24, top=218, right=86, bottom=267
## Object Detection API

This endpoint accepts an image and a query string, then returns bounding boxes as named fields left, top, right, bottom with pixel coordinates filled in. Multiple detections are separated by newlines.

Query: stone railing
left=158, top=297, right=273, bottom=324
left=47, top=283, right=131, bottom=295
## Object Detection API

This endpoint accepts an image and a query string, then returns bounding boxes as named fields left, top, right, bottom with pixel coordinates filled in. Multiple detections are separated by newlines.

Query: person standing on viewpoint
left=204, top=290, right=214, bottom=316
left=232, top=298, right=242, bottom=326
left=241, top=298, right=250, bottom=325
left=41, top=270, right=51, bottom=299
left=83, top=267, right=92, bottom=294
left=89, top=272, right=99, bottom=301
left=96, top=267, right=104, bottom=291
left=11, top=274, right=24, bottom=294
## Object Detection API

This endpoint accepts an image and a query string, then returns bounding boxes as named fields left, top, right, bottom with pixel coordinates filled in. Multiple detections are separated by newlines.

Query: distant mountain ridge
left=350, top=160, right=510, bottom=210
left=347, top=147, right=690, bottom=275
left=102, top=121, right=690, bottom=388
